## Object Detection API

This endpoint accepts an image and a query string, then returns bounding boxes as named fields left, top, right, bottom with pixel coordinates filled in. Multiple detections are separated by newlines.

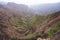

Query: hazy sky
left=0, top=0, right=60, bottom=6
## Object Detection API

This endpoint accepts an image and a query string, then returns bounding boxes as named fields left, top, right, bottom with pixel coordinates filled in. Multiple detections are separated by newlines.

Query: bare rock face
left=37, top=38, right=50, bottom=40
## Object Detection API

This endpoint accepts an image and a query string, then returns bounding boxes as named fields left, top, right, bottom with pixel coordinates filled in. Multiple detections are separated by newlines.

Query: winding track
left=36, top=13, right=60, bottom=33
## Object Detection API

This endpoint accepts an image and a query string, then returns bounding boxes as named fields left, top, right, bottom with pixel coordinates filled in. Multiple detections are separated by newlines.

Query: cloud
left=0, top=0, right=60, bottom=5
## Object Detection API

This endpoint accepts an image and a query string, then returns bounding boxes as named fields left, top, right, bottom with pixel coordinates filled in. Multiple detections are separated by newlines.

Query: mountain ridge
left=31, top=2, right=60, bottom=15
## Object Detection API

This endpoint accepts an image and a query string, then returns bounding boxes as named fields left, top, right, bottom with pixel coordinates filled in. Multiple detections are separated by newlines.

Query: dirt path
left=36, top=15, right=60, bottom=33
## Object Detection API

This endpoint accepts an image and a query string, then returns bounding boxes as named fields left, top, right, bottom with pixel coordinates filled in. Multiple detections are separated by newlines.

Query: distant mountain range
left=0, top=2, right=34, bottom=17
left=0, top=2, right=60, bottom=15
left=31, top=2, right=60, bottom=15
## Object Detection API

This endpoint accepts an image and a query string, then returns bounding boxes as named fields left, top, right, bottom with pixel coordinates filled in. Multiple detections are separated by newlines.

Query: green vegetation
left=9, top=14, right=47, bottom=35
left=46, top=21, right=60, bottom=36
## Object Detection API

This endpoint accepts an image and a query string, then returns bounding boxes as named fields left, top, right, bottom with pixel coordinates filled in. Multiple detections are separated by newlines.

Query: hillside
left=0, top=4, right=47, bottom=40
left=0, top=3, right=60, bottom=40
